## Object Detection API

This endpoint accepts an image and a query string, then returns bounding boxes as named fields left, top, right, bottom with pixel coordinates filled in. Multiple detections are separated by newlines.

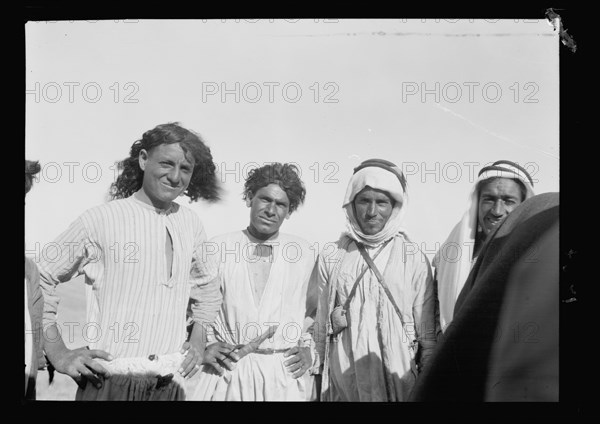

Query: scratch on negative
left=434, top=103, right=559, bottom=160
left=271, top=32, right=556, bottom=38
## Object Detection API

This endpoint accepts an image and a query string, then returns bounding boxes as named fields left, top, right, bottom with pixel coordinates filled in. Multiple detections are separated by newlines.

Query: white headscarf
left=433, top=160, right=535, bottom=332
left=342, top=161, right=408, bottom=248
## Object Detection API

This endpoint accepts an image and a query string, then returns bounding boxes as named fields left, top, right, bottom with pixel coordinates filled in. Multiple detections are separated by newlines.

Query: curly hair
left=243, top=163, right=306, bottom=213
left=109, top=123, right=221, bottom=202
left=25, top=160, right=41, bottom=195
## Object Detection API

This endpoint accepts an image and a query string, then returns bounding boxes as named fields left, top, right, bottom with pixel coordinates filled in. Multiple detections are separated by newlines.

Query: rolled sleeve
left=188, top=230, right=223, bottom=327
left=189, top=276, right=222, bottom=327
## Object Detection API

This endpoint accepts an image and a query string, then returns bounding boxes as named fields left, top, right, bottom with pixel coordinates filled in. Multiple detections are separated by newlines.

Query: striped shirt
left=38, top=194, right=221, bottom=358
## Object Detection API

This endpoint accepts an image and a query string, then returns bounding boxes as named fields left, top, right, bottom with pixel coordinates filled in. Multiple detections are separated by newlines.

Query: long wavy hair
left=243, top=163, right=306, bottom=213
left=109, top=123, right=221, bottom=202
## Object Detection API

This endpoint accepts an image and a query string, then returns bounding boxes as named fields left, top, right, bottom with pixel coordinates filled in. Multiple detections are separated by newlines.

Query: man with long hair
left=39, top=122, right=224, bottom=400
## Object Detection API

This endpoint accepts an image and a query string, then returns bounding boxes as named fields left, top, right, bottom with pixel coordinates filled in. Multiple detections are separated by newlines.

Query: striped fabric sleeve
left=38, top=216, right=95, bottom=328
left=188, top=222, right=222, bottom=327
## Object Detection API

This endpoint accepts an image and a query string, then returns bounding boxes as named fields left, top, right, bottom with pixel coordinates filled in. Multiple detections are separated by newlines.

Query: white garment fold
left=189, top=230, right=316, bottom=401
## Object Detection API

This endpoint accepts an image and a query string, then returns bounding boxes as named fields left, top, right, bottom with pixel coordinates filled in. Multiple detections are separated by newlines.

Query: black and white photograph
left=24, top=12, right=572, bottom=406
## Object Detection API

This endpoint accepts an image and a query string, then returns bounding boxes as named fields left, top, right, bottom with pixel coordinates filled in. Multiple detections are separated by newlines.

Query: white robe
left=190, top=230, right=316, bottom=401
left=313, top=234, right=435, bottom=401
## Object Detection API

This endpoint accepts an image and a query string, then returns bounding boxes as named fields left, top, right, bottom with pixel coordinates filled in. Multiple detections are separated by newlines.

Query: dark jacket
left=409, top=192, right=559, bottom=401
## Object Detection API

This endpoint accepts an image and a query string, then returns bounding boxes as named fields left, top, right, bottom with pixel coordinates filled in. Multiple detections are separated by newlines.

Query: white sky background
left=25, top=18, right=559, bottom=350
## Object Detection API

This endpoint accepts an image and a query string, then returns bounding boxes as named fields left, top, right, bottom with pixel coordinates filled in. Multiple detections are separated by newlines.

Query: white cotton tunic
left=314, top=234, right=435, bottom=401
left=190, top=230, right=316, bottom=401
left=38, top=195, right=221, bottom=360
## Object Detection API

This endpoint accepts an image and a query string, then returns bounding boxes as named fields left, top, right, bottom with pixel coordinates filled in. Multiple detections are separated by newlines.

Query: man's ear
left=245, top=192, right=253, bottom=207
left=138, top=149, right=149, bottom=171
left=285, top=211, right=291, bottom=220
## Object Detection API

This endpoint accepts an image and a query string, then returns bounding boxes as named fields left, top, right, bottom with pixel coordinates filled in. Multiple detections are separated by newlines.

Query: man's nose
left=491, top=201, right=505, bottom=216
left=366, top=202, right=377, bottom=216
left=166, top=167, right=181, bottom=184
left=264, top=202, right=276, bottom=216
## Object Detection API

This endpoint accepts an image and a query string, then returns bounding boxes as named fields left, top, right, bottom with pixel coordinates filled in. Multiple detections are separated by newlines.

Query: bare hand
left=201, top=342, right=241, bottom=376
left=50, top=347, right=113, bottom=390
left=283, top=346, right=312, bottom=379
left=178, top=341, right=205, bottom=379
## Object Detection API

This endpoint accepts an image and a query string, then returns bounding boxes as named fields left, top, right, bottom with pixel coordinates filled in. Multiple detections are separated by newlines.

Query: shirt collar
left=130, top=190, right=177, bottom=215
left=243, top=227, right=280, bottom=246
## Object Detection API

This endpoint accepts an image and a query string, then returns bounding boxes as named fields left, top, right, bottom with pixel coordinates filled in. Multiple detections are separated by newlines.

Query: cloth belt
left=252, top=347, right=290, bottom=355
